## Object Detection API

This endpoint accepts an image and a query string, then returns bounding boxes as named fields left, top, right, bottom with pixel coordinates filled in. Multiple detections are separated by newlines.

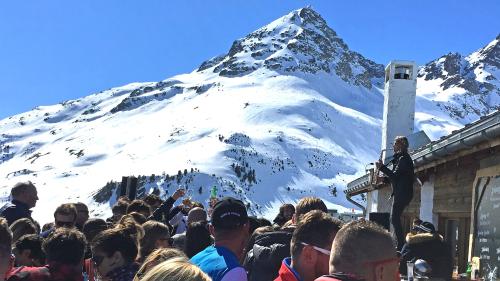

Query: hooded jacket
left=399, top=232, right=453, bottom=280
left=244, top=231, right=293, bottom=281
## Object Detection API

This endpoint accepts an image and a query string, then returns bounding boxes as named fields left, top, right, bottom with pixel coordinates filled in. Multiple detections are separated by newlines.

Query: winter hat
left=211, top=197, right=248, bottom=229
left=415, top=221, right=435, bottom=233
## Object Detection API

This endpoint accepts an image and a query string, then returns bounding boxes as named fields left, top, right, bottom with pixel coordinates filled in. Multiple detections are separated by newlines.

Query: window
left=394, top=65, right=412, bottom=80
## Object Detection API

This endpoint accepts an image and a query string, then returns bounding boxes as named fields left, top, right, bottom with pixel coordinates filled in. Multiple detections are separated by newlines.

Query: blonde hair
left=140, top=257, right=210, bottom=281
left=134, top=248, right=187, bottom=281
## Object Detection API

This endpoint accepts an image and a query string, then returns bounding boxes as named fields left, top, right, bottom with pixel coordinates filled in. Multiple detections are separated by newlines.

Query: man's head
left=10, top=218, right=38, bottom=243
left=74, top=202, right=89, bottom=229
left=210, top=197, right=249, bottom=256
left=290, top=210, right=342, bottom=281
left=91, top=227, right=138, bottom=278
left=330, top=220, right=398, bottom=281
left=144, top=194, right=163, bottom=210
left=43, top=227, right=87, bottom=266
left=111, top=199, right=129, bottom=223
left=54, top=203, right=78, bottom=228
left=82, top=218, right=108, bottom=243
left=293, top=197, right=327, bottom=224
left=187, top=207, right=207, bottom=225
left=126, top=200, right=151, bottom=218
left=14, top=234, right=45, bottom=266
left=11, top=181, right=38, bottom=208
left=393, top=136, right=409, bottom=153
left=280, top=204, right=295, bottom=221
left=0, top=218, right=13, bottom=279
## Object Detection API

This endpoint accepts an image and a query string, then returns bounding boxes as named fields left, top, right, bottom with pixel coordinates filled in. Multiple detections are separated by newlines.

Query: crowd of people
left=0, top=180, right=453, bottom=281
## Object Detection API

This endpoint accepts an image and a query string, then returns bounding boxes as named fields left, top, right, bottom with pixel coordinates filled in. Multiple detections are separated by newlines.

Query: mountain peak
left=197, top=7, right=383, bottom=89
left=467, top=35, right=499, bottom=67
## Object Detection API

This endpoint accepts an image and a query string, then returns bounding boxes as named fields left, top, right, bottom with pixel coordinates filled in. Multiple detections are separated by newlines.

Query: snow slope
left=0, top=8, right=498, bottom=223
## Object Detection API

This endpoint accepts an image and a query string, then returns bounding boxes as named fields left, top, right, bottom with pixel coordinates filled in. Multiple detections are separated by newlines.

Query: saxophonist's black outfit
left=379, top=151, right=414, bottom=250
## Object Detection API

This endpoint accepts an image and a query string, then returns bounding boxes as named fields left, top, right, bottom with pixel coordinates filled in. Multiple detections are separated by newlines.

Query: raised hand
left=172, top=188, right=186, bottom=200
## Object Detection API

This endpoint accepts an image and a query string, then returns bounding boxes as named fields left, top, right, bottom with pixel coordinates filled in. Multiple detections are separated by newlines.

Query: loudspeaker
left=127, top=176, right=138, bottom=201
left=119, top=177, right=128, bottom=197
left=369, top=212, right=390, bottom=231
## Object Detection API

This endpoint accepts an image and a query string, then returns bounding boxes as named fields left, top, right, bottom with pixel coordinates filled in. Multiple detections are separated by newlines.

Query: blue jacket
left=0, top=200, right=33, bottom=225
left=191, top=245, right=247, bottom=281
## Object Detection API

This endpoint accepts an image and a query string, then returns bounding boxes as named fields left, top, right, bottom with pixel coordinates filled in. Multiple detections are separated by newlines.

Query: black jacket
left=244, top=231, right=293, bottom=281
left=380, top=152, right=414, bottom=200
left=399, top=233, right=453, bottom=280
left=0, top=199, right=33, bottom=225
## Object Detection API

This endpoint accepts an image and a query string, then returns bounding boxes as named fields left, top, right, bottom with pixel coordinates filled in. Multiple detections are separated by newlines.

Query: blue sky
left=1, top=1, right=499, bottom=119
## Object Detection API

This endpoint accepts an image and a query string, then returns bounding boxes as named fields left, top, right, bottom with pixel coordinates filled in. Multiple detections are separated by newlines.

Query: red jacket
left=6, top=263, right=83, bottom=281
left=274, top=258, right=301, bottom=281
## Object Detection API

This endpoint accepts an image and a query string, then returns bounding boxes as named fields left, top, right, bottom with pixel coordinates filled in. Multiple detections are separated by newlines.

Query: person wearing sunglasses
left=40, top=204, right=78, bottom=238
left=315, top=220, right=399, bottom=281
left=399, top=221, right=452, bottom=280
left=275, top=210, right=342, bottom=281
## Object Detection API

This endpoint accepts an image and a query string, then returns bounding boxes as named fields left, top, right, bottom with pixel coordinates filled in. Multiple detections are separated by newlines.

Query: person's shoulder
left=190, top=245, right=215, bottom=262
left=0, top=202, right=15, bottom=213
left=7, top=266, right=50, bottom=281
left=220, top=266, right=247, bottom=281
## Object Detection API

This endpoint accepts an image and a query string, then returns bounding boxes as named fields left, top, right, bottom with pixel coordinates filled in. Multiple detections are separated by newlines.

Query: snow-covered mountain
left=0, top=8, right=498, bottom=223
left=417, top=34, right=500, bottom=126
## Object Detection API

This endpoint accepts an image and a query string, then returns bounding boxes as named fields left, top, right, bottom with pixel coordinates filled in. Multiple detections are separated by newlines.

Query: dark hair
left=248, top=216, right=260, bottom=235
left=258, top=218, right=272, bottom=227
left=112, top=199, right=129, bottom=215
left=11, top=181, right=36, bottom=198
left=54, top=203, right=77, bottom=221
left=92, top=227, right=138, bottom=263
left=82, top=218, right=108, bottom=243
left=127, top=200, right=151, bottom=217
left=10, top=218, right=37, bottom=242
left=295, top=197, right=327, bottom=222
left=140, top=221, right=170, bottom=261
left=144, top=194, right=162, bottom=207
left=128, top=212, right=147, bottom=225
left=291, top=210, right=342, bottom=260
left=74, top=202, right=88, bottom=212
left=43, top=228, right=86, bottom=265
left=15, top=234, right=45, bottom=264
left=280, top=204, right=295, bottom=215
left=274, top=204, right=295, bottom=226
left=184, top=222, right=212, bottom=258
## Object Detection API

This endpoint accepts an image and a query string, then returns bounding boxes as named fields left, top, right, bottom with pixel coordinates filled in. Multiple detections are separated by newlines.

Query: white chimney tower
left=368, top=60, right=417, bottom=213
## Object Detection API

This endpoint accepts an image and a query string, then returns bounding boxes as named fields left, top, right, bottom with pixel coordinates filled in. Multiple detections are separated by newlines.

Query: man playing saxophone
left=376, top=136, right=414, bottom=250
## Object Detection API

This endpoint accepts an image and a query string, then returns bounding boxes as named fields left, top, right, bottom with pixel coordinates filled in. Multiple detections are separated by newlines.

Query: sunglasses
left=300, top=242, right=331, bottom=256
left=91, top=255, right=105, bottom=267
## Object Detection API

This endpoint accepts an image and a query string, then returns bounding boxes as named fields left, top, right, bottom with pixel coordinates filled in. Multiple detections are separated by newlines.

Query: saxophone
left=371, top=149, right=387, bottom=187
